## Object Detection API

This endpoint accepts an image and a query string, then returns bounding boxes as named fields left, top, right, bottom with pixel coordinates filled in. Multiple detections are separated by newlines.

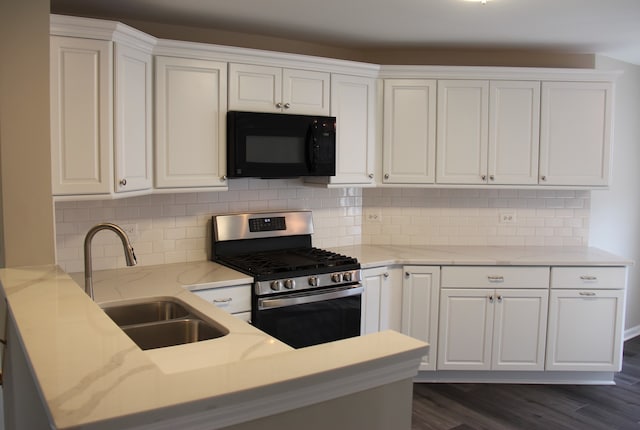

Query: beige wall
left=0, top=0, right=55, bottom=267
left=591, top=56, right=640, bottom=337
left=51, top=10, right=595, bottom=68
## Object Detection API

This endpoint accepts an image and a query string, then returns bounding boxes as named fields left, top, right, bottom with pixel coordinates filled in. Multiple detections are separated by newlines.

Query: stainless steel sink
left=102, top=299, right=190, bottom=326
left=122, top=319, right=227, bottom=350
left=101, top=298, right=228, bottom=350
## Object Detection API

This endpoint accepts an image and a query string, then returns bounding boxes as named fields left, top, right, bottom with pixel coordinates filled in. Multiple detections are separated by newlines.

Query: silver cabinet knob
left=283, top=102, right=291, bottom=109
left=489, top=175, right=495, bottom=181
left=119, top=179, right=127, bottom=186
left=383, top=272, right=389, bottom=278
left=541, top=175, right=547, bottom=181
left=481, top=175, right=487, bottom=181
left=368, top=173, right=374, bottom=179
left=275, top=102, right=283, bottom=108
left=220, top=175, right=227, bottom=182
left=384, top=173, right=389, bottom=179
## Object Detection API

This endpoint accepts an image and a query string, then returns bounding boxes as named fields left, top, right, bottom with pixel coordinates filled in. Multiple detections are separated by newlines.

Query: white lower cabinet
left=361, top=266, right=402, bottom=335
left=546, top=267, right=626, bottom=371
left=191, top=284, right=251, bottom=322
left=401, top=266, right=440, bottom=370
left=437, top=267, right=549, bottom=371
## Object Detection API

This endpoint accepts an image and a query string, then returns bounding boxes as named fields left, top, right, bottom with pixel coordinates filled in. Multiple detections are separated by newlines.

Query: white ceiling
left=50, top=0, right=640, bottom=65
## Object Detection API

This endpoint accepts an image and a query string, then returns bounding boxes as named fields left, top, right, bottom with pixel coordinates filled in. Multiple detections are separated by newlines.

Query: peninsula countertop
left=0, top=262, right=427, bottom=430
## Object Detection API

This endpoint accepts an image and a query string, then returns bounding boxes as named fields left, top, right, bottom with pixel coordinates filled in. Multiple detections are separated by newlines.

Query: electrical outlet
left=498, top=212, right=516, bottom=225
left=120, top=223, right=139, bottom=242
left=365, top=208, right=382, bottom=223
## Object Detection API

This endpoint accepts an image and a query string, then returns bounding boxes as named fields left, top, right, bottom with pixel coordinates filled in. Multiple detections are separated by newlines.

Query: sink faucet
left=84, top=223, right=137, bottom=299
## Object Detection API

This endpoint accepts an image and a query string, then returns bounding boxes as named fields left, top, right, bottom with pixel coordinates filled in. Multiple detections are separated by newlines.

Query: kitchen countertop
left=0, top=263, right=427, bottom=430
left=328, top=245, right=633, bottom=268
left=0, top=245, right=630, bottom=429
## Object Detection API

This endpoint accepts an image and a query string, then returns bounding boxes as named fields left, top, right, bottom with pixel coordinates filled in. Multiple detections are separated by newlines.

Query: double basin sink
left=101, top=298, right=229, bottom=350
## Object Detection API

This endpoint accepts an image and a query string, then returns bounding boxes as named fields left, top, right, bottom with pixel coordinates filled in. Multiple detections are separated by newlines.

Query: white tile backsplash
left=54, top=179, right=363, bottom=273
left=55, top=183, right=590, bottom=273
left=361, top=188, right=590, bottom=247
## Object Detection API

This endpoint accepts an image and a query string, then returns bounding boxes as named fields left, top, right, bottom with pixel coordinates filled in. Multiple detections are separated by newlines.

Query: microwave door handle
left=306, top=121, right=318, bottom=171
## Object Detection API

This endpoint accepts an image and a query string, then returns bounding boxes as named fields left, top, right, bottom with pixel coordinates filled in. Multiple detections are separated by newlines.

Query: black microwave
left=227, top=111, right=336, bottom=178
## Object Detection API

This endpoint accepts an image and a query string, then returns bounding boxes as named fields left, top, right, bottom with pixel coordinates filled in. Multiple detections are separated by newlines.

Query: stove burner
left=219, top=247, right=358, bottom=276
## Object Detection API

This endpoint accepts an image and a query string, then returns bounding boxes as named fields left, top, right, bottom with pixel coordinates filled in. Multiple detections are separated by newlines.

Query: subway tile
left=56, top=185, right=590, bottom=271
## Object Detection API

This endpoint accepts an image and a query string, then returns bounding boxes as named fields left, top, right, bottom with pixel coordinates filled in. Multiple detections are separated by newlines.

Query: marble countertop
left=0, top=263, right=427, bottom=430
left=0, top=245, right=630, bottom=429
left=328, top=245, right=633, bottom=268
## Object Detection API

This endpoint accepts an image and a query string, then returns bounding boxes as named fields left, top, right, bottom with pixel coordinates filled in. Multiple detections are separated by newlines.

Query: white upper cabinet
left=539, top=81, right=613, bottom=186
left=436, top=80, right=489, bottom=184
left=436, top=79, right=541, bottom=186
left=50, top=35, right=153, bottom=197
left=382, top=79, right=437, bottom=184
left=114, top=43, right=153, bottom=193
left=229, top=63, right=330, bottom=115
left=155, top=56, right=228, bottom=189
left=307, top=74, right=376, bottom=186
left=488, top=81, right=540, bottom=185
left=50, top=36, right=113, bottom=196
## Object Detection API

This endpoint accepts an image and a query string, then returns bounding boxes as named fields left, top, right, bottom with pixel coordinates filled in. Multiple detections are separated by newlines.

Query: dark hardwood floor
left=412, top=336, right=640, bottom=430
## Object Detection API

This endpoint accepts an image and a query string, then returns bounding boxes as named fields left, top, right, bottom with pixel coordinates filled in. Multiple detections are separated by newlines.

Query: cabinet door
left=114, top=43, right=153, bottom=193
left=438, top=288, right=493, bottom=370
left=492, top=289, right=548, bottom=371
left=488, top=81, right=540, bottom=185
left=382, top=79, right=436, bottom=184
left=50, top=36, right=112, bottom=195
left=361, top=267, right=387, bottom=335
left=546, top=289, right=624, bottom=371
left=436, top=80, right=489, bottom=184
left=539, top=81, right=613, bottom=186
left=327, top=74, right=376, bottom=185
left=228, top=63, right=281, bottom=113
left=155, top=56, right=227, bottom=189
left=282, top=68, right=330, bottom=115
left=402, top=266, right=440, bottom=370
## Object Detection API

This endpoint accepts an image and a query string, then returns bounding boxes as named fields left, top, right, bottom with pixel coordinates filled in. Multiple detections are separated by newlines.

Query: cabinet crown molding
left=51, top=14, right=156, bottom=52
left=378, top=65, right=622, bottom=81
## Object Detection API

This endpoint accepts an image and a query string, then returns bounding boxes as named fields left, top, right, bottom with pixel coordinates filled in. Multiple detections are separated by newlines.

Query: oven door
left=253, top=284, right=362, bottom=349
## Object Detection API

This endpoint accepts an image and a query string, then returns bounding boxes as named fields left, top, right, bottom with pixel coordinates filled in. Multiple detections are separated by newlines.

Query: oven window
left=254, top=294, right=361, bottom=349
left=246, top=135, right=305, bottom=164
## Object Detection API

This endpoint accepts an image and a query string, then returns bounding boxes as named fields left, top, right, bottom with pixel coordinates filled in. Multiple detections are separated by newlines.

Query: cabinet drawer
left=191, top=284, right=251, bottom=314
left=441, top=266, right=549, bottom=288
left=550, top=267, right=626, bottom=289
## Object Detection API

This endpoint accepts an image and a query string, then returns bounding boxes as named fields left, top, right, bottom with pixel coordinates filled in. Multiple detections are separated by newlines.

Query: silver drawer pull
left=580, top=275, right=598, bottom=281
left=487, top=275, right=504, bottom=283
left=213, top=297, right=233, bottom=304
left=579, top=291, right=596, bottom=297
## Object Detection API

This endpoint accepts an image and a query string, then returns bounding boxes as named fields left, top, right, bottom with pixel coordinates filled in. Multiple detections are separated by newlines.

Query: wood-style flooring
left=412, top=336, right=640, bottom=430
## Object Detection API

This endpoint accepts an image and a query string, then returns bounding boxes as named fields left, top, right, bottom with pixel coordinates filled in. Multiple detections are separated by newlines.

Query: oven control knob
left=284, top=279, right=295, bottom=289
left=331, top=273, right=343, bottom=283
left=270, top=280, right=283, bottom=291
left=343, top=272, right=353, bottom=282
left=308, top=276, right=319, bottom=287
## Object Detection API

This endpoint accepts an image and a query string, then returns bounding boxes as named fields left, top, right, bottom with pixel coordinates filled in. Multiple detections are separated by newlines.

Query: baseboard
left=624, top=324, right=640, bottom=341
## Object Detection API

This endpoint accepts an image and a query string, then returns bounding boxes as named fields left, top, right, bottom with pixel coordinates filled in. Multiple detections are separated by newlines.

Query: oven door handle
left=258, top=285, right=363, bottom=310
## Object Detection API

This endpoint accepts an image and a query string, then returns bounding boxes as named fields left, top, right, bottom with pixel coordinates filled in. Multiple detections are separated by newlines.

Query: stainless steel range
left=211, top=211, right=362, bottom=348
